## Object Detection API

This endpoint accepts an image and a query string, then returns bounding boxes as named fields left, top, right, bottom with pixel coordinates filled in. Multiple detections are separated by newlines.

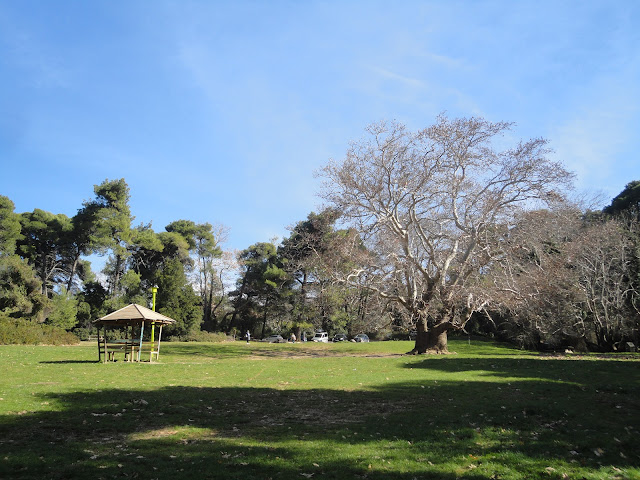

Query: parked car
left=264, top=334, right=284, bottom=343
left=311, top=331, right=329, bottom=343
left=332, top=333, right=348, bottom=342
left=353, top=334, right=369, bottom=343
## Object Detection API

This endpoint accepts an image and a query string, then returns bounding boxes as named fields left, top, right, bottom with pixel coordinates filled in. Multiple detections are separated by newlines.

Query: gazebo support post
left=138, top=321, right=145, bottom=362
left=151, top=325, right=164, bottom=362
left=97, top=326, right=103, bottom=362
left=102, top=328, right=108, bottom=363
left=125, top=324, right=133, bottom=362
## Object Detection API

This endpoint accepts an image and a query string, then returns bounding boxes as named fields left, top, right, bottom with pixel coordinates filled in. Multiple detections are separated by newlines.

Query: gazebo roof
left=94, top=303, right=176, bottom=326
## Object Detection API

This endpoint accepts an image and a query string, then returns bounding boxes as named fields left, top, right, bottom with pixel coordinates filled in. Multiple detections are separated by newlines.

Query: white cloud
left=552, top=73, right=639, bottom=196
left=368, top=66, right=426, bottom=88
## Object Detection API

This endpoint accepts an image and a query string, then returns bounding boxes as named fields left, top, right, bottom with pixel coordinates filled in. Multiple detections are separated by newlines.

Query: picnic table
left=100, top=338, right=136, bottom=362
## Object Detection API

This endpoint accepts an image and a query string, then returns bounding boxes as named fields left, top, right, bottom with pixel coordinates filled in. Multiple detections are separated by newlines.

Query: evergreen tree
left=17, top=209, right=70, bottom=296
left=81, top=178, right=133, bottom=295
left=46, top=288, right=78, bottom=330
left=156, top=257, right=202, bottom=337
left=0, top=255, right=49, bottom=322
left=604, top=180, right=640, bottom=218
left=165, top=220, right=223, bottom=329
left=230, top=242, right=292, bottom=336
left=0, top=195, right=21, bottom=256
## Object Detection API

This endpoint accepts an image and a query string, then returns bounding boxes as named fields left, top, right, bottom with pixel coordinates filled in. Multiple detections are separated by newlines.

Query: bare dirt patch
left=245, top=350, right=404, bottom=361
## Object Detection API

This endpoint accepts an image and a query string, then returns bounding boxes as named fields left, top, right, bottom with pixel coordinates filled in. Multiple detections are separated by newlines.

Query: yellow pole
left=151, top=287, right=157, bottom=345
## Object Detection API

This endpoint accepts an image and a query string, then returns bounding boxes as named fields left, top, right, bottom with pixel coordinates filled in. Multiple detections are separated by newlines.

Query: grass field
left=0, top=339, right=638, bottom=480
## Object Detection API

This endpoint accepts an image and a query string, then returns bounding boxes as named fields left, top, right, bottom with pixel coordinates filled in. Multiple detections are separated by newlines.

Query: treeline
left=472, top=182, right=640, bottom=352
left=484, top=181, right=640, bottom=352
left=1, top=178, right=639, bottom=351
left=0, top=178, right=386, bottom=343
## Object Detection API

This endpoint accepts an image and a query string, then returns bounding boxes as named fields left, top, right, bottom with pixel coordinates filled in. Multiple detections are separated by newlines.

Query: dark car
left=332, top=334, right=348, bottom=342
left=353, top=334, right=369, bottom=343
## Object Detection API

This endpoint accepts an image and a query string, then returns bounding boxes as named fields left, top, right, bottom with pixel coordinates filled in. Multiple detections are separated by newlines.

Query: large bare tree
left=319, top=115, right=574, bottom=353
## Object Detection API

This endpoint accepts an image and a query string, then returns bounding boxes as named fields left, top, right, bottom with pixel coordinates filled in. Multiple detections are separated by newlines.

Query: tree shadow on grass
left=1, top=365, right=639, bottom=480
left=403, top=354, right=640, bottom=389
left=39, top=360, right=99, bottom=364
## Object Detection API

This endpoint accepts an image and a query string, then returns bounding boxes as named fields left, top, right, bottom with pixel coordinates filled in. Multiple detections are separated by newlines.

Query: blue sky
left=1, top=0, right=639, bottom=257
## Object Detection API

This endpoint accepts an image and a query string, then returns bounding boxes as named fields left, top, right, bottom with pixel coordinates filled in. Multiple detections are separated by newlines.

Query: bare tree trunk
left=40, top=251, right=48, bottom=296
left=408, top=314, right=450, bottom=354
left=261, top=299, right=269, bottom=338
left=229, top=277, right=247, bottom=331
left=66, top=257, right=78, bottom=292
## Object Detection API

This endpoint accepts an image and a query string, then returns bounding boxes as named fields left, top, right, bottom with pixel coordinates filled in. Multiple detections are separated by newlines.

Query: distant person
left=301, top=332, right=306, bottom=342
left=290, top=333, right=296, bottom=343
left=246, top=331, right=251, bottom=343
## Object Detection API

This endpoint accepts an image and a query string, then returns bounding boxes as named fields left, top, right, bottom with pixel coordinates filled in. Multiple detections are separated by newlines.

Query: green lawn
left=1, top=339, right=638, bottom=479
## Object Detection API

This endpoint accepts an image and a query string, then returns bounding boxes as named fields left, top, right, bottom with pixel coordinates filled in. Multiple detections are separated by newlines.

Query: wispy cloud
left=368, top=66, right=426, bottom=88
left=552, top=65, right=639, bottom=195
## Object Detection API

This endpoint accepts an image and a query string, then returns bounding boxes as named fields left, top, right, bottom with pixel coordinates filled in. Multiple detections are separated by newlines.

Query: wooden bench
left=99, top=339, right=136, bottom=362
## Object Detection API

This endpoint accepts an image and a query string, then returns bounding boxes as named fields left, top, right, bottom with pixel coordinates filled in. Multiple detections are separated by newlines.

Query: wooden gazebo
left=93, top=304, right=176, bottom=363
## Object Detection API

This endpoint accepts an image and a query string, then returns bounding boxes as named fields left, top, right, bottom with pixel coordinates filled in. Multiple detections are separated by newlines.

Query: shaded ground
left=0, top=343, right=638, bottom=479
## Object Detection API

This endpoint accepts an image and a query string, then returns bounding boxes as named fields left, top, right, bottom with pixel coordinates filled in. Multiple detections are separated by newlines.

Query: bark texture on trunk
left=408, top=316, right=450, bottom=354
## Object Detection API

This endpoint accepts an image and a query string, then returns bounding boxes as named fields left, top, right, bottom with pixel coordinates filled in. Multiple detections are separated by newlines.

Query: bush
left=0, top=255, right=49, bottom=322
left=72, top=327, right=92, bottom=341
left=45, top=289, right=78, bottom=330
left=0, top=316, right=80, bottom=345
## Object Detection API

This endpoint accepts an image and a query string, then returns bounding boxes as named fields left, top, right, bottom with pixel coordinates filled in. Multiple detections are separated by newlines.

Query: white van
left=311, top=332, right=329, bottom=343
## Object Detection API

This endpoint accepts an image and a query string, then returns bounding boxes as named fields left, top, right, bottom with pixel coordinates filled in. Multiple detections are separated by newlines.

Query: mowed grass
left=0, top=339, right=638, bottom=480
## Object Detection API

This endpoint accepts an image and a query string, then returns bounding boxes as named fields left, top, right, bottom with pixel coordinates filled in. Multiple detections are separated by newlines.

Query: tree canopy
left=319, top=115, right=575, bottom=353
left=1, top=150, right=637, bottom=352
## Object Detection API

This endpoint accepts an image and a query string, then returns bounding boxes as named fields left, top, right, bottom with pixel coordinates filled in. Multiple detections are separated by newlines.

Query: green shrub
left=0, top=316, right=80, bottom=345
left=45, top=289, right=78, bottom=330
left=72, top=327, right=92, bottom=341
left=0, top=255, right=49, bottom=322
